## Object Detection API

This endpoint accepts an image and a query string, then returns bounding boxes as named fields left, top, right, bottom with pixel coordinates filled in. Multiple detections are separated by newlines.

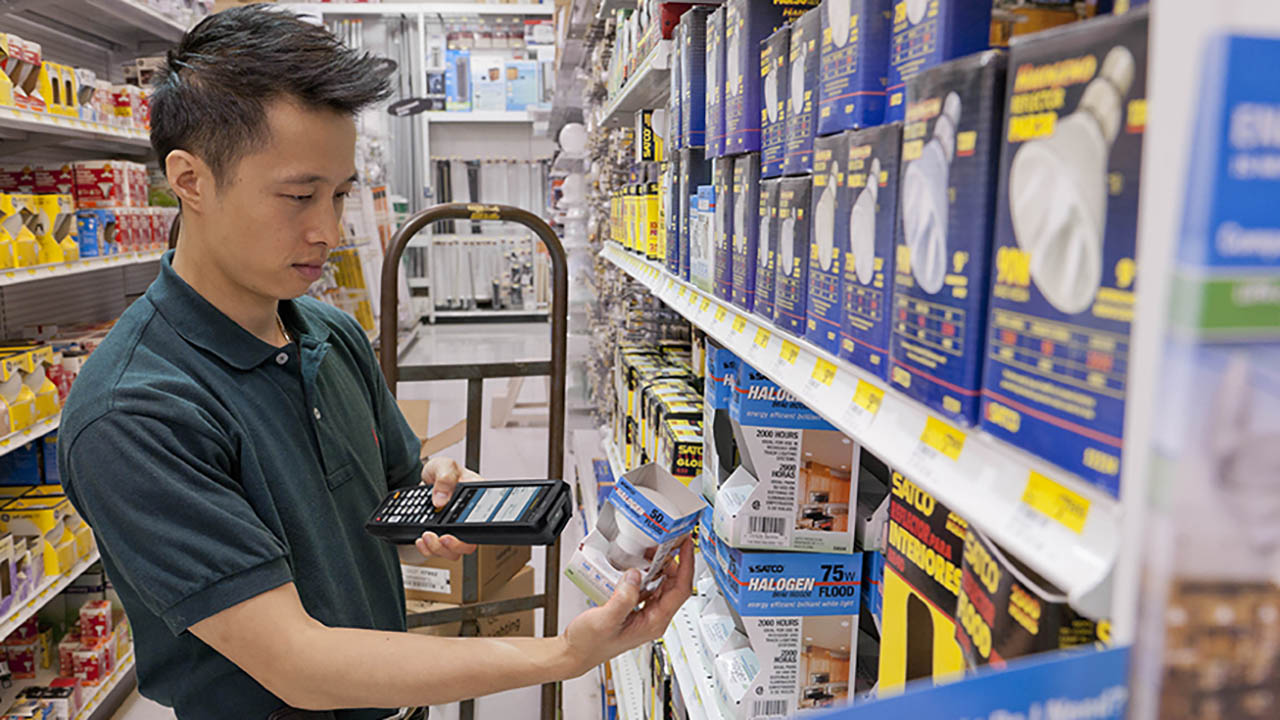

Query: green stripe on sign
left=1171, top=271, right=1280, bottom=337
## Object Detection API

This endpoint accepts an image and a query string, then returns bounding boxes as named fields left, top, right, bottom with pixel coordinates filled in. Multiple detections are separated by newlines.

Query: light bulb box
left=773, top=175, right=813, bottom=337
left=817, top=0, right=892, bottom=135
left=714, top=361, right=859, bottom=554
left=761, top=27, right=790, bottom=178
left=877, top=471, right=967, bottom=695
left=703, top=340, right=741, bottom=503
left=840, top=122, right=903, bottom=380
left=714, top=155, right=736, bottom=301
left=731, top=152, right=762, bottom=312
left=979, top=11, right=1148, bottom=496
left=706, top=6, right=727, bottom=158
left=886, top=0, right=992, bottom=123
left=445, top=49, right=472, bottom=112
left=504, top=59, right=539, bottom=111
left=564, top=463, right=704, bottom=607
left=665, top=154, right=682, bottom=274
left=725, top=0, right=819, bottom=156
left=783, top=8, right=821, bottom=175
left=889, top=50, right=1007, bottom=426
left=671, top=23, right=685, bottom=151
left=682, top=7, right=713, bottom=149
left=691, top=185, right=717, bottom=293
left=806, top=132, right=851, bottom=354
left=754, top=178, right=783, bottom=323
left=680, top=148, right=713, bottom=281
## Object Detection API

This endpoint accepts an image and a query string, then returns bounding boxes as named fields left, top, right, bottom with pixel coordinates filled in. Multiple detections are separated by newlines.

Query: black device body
left=366, top=479, right=572, bottom=546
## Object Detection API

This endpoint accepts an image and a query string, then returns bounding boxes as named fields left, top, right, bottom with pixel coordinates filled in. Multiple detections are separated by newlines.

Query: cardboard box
left=690, top=184, right=716, bottom=291
left=773, top=176, right=813, bottom=337
left=471, top=56, right=505, bottom=111
left=407, top=564, right=536, bottom=638
left=783, top=7, right=820, bottom=175
left=761, top=27, right=790, bottom=178
left=401, top=544, right=530, bottom=605
left=806, top=132, right=849, bottom=354
left=705, top=7, right=727, bottom=158
left=72, top=161, right=127, bottom=209
left=670, top=23, right=684, bottom=152
left=840, top=122, right=903, bottom=380
left=636, top=109, right=665, bottom=164
left=657, top=418, right=703, bottom=489
left=504, top=59, right=539, bottom=111
left=702, top=340, right=740, bottom=503
left=817, top=0, right=892, bottom=134
left=730, top=153, right=761, bottom=312
left=890, top=51, right=1006, bottom=425
left=853, top=450, right=890, bottom=553
left=886, top=0, right=992, bottom=122
left=679, top=148, right=712, bottom=281
left=754, top=179, right=782, bottom=323
left=725, top=0, right=818, bottom=156
left=33, top=194, right=78, bottom=265
left=713, top=156, right=735, bottom=302
left=445, top=49, right=471, bottom=112
left=979, top=11, right=1148, bottom=496
left=680, top=7, right=713, bottom=149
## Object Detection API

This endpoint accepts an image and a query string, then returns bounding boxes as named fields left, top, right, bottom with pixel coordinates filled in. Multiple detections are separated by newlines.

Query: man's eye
left=335, top=190, right=351, bottom=200
left=285, top=194, right=313, bottom=202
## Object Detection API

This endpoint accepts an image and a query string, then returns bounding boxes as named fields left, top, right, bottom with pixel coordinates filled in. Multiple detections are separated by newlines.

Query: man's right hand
left=558, top=534, right=695, bottom=676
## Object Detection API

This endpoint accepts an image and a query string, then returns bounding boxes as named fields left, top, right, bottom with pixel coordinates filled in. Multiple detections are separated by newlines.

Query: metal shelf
left=0, top=250, right=163, bottom=289
left=0, top=107, right=151, bottom=160
left=603, top=243, right=1119, bottom=619
left=432, top=308, right=549, bottom=319
left=78, top=0, right=189, bottom=45
left=422, top=111, right=537, bottom=123
left=0, top=414, right=59, bottom=460
left=609, top=646, right=647, bottom=720
left=597, top=40, right=671, bottom=129
left=0, top=549, right=101, bottom=645
left=663, top=601, right=727, bottom=720
left=278, top=3, right=554, bottom=16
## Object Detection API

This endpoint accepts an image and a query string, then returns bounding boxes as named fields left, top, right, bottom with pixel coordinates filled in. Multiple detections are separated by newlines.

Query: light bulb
left=901, top=91, right=961, bottom=295
left=829, top=0, right=851, bottom=49
left=781, top=217, right=796, bottom=273
left=765, top=65, right=780, bottom=124
left=1211, top=354, right=1280, bottom=555
left=1008, top=46, right=1135, bottom=315
left=606, top=486, right=674, bottom=571
left=850, top=157, right=881, bottom=285
left=790, top=44, right=807, bottom=115
left=906, top=0, right=928, bottom=24
left=815, top=165, right=839, bottom=272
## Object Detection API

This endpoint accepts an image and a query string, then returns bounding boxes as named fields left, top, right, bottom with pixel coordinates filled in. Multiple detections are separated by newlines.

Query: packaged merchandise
left=890, top=51, right=1007, bottom=425
left=16, top=686, right=75, bottom=720
left=403, top=544, right=529, bottom=605
left=445, top=49, right=471, bottom=111
left=680, top=7, right=712, bottom=149
left=840, top=122, right=903, bottom=379
left=817, top=0, right=892, bottom=135
left=886, top=0, right=992, bottom=123
left=690, top=185, right=716, bottom=292
left=665, top=155, right=682, bottom=274
left=33, top=194, right=78, bottom=265
left=503, top=59, right=539, bottom=111
left=713, top=156, right=734, bottom=301
left=862, top=551, right=885, bottom=636
left=471, top=55, right=506, bottom=111
left=78, top=599, right=111, bottom=639
left=6, top=37, right=42, bottom=113
left=754, top=179, right=782, bottom=322
left=724, top=0, right=817, bottom=156
left=702, top=340, right=740, bottom=502
left=679, top=149, right=712, bottom=280
left=71, top=161, right=127, bottom=209
left=714, top=361, right=858, bottom=553
left=782, top=8, right=820, bottom=175
left=408, top=564, right=537, bottom=639
left=31, top=166, right=73, bottom=196
left=641, top=381, right=697, bottom=464
left=656, top=418, right=704, bottom=489
left=6, top=638, right=35, bottom=679
left=773, top=176, right=812, bottom=337
left=72, top=638, right=106, bottom=686
left=705, top=7, right=727, bottom=158
left=636, top=109, right=666, bottom=164
left=980, top=11, right=1148, bottom=495
left=760, top=27, right=790, bottom=178
left=806, top=132, right=849, bottom=354
left=565, top=463, right=703, bottom=606
left=730, top=153, right=761, bottom=312
left=853, top=448, right=891, bottom=554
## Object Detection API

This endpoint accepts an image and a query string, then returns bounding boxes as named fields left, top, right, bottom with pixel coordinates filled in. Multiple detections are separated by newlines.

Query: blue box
left=980, top=13, right=1148, bottom=496
left=890, top=50, right=1006, bottom=426
left=75, top=210, right=106, bottom=258
left=702, top=341, right=740, bottom=502
left=504, top=60, right=539, bottom=111
left=665, top=156, right=682, bottom=275
left=862, top=551, right=884, bottom=633
left=679, top=148, right=712, bottom=281
left=445, top=49, right=472, bottom=111
left=713, top=156, right=735, bottom=302
left=773, top=176, right=812, bottom=337
left=731, top=153, right=761, bottom=313
left=806, top=132, right=849, bottom=354
left=817, top=0, right=892, bottom=135
left=886, top=0, right=992, bottom=123
left=681, top=7, right=713, bottom=149
left=783, top=8, right=820, bottom=175
left=471, top=56, right=506, bottom=111
left=725, top=0, right=818, bottom=156
left=670, top=23, right=684, bottom=151
left=0, top=443, right=40, bottom=486
left=705, top=7, right=727, bottom=157
left=755, top=179, right=782, bottom=323
left=840, top=122, right=902, bottom=380
left=761, top=27, right=790, bottom=178
left=40, top=435, right=58, bottom=485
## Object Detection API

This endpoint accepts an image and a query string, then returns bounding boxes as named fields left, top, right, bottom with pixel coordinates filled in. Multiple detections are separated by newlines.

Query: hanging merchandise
left=761, top=26, right=790, bottom=179
left=724, top=0, right=820, bottom=156
left=817, top=0, right=892, bottom=135
left=713, top=157, right=735, bottom=302
left=754, top=179, right=782, bottom=323
left=706, top=7, right=728, bottom=158
left=886, top=0, right=993, bottom=123
left=783, top=8, right=821, bottom=175
left=807, top=131, right=850, bottom=355
left=730, top=153, right=761, bottom=312
left=680, top=7, right=713, bottom=150
left=773, top=176, right=813, bottom=337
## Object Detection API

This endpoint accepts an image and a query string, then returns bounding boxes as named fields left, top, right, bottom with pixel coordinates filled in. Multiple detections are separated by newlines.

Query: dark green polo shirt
left=58, top=252, right=423, bottom=720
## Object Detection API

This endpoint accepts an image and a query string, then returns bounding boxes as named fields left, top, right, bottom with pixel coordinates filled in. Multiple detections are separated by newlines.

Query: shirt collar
left=147, top=250, right=330, bottom=370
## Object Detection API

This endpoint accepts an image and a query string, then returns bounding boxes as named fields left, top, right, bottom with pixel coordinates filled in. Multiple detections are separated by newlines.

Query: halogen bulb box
left=681, top=7, right=713, bottom=149
left=680, top=148, right=713, bottom=281
left=890, top=51, right=1007, bottom=426
left=726, top=0, right=819, bottom=156
left=761, top=27, right=791, bottom=178
left=732, top=153, right=762, bottom=312
left=817, top=0, right=892, bottom=135
left=773, top=176, right=813, bottom=337
left=755, top=179, right=783, bottom=323
left=840, top=122, right=903, bottom=380
left=980, top=12, right=1148, bottom=496
left=886, top=0, right=992, bottom=123
left=783, top=8, right=821, bottom=175
left=807, top=132, right=851, bottom=354
left=703, top=340, right=741, bottom=502
left=565, top=463, right=705, bottom=607
left=706, top=7, right=728, bottom=158
left=714, top=361, right=859, bottom=553
left=714, top=156, right=736, bottom=301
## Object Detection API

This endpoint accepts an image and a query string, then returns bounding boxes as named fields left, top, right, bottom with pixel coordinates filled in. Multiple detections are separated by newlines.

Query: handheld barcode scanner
left=367, top=479, right=573, bottom=546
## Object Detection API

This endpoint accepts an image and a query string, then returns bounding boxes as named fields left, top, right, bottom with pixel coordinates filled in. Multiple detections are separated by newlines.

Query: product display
left=713, top=156, right=735, bottom=301
left=702, top=340, right=740, bottom=503
left=706, top=7, right=727, bottom=158
left=754, top=179, right=781, bottom=322
left=724, top=0, right=818, bottom=155
left=886, top=0, right=993, bottom=122
left=783, top=8, right=821, bottom=175
left=730, top=153, right=761, bottom=312
left=817, top=0, right=892, bottom=135
left=761, top=27, right=790, bottom=178
left=773, top=176, right=812, bottom=337
left=806, top=132, right=849, bottom=354
left=680, top=7, right=712, bottom=149
left=678, top=148, right=713, bottom=280
left=690, top=184, right=716, bottom=291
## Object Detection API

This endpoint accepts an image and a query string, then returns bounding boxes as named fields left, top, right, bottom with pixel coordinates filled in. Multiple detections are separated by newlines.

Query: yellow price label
left=811, top=358, right=837, bottom=386
left=666, top=278, right=674, bottom=290
left=920, top=416, right=966, bottom=461
left=1021, top=471, right=1091, bottom=535
left=754, top=327, right=771, bottom=349
left=780, top=341, right=799, bottom=365
left=852, top=380, right=884, bottom=415
left=700, top=297, right=711, bottom=312
left=714, top=305, right=727, bottom=323
left=677, top=286, right=686, bottom=298
left=732, top=315, right=748, bottom=333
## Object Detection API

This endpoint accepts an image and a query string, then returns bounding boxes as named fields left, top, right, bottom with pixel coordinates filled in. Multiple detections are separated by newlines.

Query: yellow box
left=23, top=486, right=62, bottom=498
left=50, top=534, right=74, bottom=575
left=0, top=37, right=16, bottom=107
left=71, top=520, right=93, bottom=560
left=33, top=194, right=77, bottom=264
left=40, top=62, right=76, bottom=117
left=7, top=194, right=39, bottom=268
left=0, top=496, right=71, bottom=545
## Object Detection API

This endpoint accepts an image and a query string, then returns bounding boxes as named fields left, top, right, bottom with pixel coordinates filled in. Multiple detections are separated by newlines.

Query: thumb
left=601, top=569, right=643, bottom=626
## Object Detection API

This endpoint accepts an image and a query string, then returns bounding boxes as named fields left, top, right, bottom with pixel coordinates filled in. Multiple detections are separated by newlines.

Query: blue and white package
left=863, top=551, right=884, bottom=635
left=714, top=156, right=735, bottom=301
left=75, top=209, right=113, bottom=258
left=691, top=185, right=717, bottom=292
left=754, top=180, right=782, bottom=323
left=761, top=27, right=790, bottom=178
left=783, top=8, right=820, bottom=175
left=773, top=176, right=812, bottom=337
left=806, top=132, right=850, bottom=354
left=840, top=122, right=902, bottom=379
left=725, top=0, right=818, bottom=156
left=504, top=60, right=539, bottom=111
left=886, top=0, right=991, bottom=123
left=445, top=48, right=472, bottom=111
left=679, top=148, right=713, bottom=281
left=706, top=6, right=727, bottom=157
left=980, top=12, right=1148, bottom=496
left=680, top=7, right=712, bottom=148
left=890, top=51, right=1006, bottom=426
left=703, top=340, right=741, bottom=502
left=731, top=153, right=762, bottom=312
left=817, top=0, right=892, bottom=135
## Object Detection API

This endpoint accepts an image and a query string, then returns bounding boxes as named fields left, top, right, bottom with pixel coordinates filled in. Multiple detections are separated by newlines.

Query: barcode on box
left=752, top=700, right=787, bottom=717
left=748, top=517, right=786, bottom=536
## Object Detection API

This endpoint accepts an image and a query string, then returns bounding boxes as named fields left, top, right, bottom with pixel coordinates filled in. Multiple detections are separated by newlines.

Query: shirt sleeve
left=63, top=410, right=293, bottom=636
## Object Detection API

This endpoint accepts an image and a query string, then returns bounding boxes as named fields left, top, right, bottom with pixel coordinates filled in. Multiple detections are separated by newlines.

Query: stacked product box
left=681, top=7, right=713, bottom=149
left=730, top=153, right=761, bottom=312
left=72, top=160, right=174, bottom=255
left=783, top=8, right=821, bottom=175
left=664, top=153, right=682, bottom=274
left=691, top=184, right=716, bottom=291
left=706, top=6, right=727, bottom=158
left=724, top=0, right=819, bottom=155
left=773, top=175, right=812, bottom=337
left=713, top=156, right=735, bottom=301
left=679, top=148, right=713, bottom=281
left=817, top=0, right=892, bottom=135
left=806, top=132, right=849, bottom=354
left=754, top=179, right=782, bottom=322
left=760, top=27, right=790, bottom=178
left=702, top=340, right=740, bottom=503
left=885, top=0, right=992, bottom=123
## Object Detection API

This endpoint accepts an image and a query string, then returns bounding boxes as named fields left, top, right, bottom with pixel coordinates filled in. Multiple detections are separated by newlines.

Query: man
left=57, top=6, right=692, bottom=719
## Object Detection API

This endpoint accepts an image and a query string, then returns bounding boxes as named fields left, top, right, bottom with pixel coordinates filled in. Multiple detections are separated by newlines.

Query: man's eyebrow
left=278, top=172, right=361, bottom=185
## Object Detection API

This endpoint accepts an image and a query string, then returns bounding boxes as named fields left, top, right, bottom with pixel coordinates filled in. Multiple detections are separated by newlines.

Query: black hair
left=150, top=4, right=395, bottom=184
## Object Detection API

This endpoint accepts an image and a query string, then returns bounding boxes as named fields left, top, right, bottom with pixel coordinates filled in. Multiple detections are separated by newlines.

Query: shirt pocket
left=314, top=359, right=386, bottom=493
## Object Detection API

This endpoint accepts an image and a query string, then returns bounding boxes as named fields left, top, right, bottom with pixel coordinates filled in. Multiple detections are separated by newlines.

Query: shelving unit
left=0, top=550, right=101, bottom=645
left=278, top=3, right=554, bottom=17
left=422, top=111, right=538, bottom=123
left=662, top=602, right=725, bottom=720
left=0, top=415, right=59, bottom=460
left=1, top=650, right=135, bottom=720
left=78, top=0, right=188, bottom=44
left=0, top=250, right=163, bottom=289
left=609, top=646, right=647, bottom=720
left=596, top=41, right=671, bottom=129
left=0, top=107, right=151, bottom=160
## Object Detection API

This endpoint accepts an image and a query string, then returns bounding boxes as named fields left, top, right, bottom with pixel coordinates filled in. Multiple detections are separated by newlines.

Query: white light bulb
left=1008, top=46, right=1135, bottom=315
left=815, top=164, right=839, bottom=272
left=902, top=91, right=961, bottom=295
left=850, top=157, right=880, bottom=285
left=607, top=486, right=674, bottom=571
left=765, top=66, right=780, bottom=124
left=790, top=44, right=807, bottom=115
left=781, top=217, right=796, bottom=273
left=906, top=0, right=929, bottom=24
left=830, top=0, right=851, bottom=49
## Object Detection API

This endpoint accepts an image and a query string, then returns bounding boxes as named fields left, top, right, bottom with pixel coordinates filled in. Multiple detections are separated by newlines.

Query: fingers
left=601, top=569, right=643, bottom=627
left=423, top=457, right=462, bottom=507
left=413, top=532, right=476, bottom=561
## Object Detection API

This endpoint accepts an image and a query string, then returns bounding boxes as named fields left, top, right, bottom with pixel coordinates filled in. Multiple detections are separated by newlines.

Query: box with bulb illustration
left=724, top=0, right=819, bottom=156
left=783, top=7, right=820, bottom=175
left=714, top=156, right=736, bottom=301
left=817, top=0, right=892, bottom=135
left=773, top=176, right=813, bottom=337
left=806, top=132, right=850, bottom=355
left=706, top=6, right=727, bottom=158
left=754, top=179, right=783, bottom=323
left=680, top=7, right=713, bottom=149
left=840, top=122, right=902, bottom=380
left=564, top=463, right=705, bottom=607
left=731, top=153, right=761, bottom=312
left=691, top=185, right=717, bottom=292
left=703, top=340, right=740, bottom=503
left=761, top=27, right=790, bottom=178
left=680, top=148, right=713, bottom=281
left=714, top=361, right=859, bottom=554
left=979, top=11, right=1148, bottom=496
left=886, top=0, right=992, bottom=123
left=889, top=50, right=1007, bottom=426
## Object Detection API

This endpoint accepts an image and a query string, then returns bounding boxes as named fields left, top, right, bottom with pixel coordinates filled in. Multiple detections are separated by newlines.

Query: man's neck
left=171, top=234, right=283, bottom=347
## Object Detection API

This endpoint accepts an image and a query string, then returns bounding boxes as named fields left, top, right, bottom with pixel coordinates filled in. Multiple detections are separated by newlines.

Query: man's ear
left=165, top=150, right=213, bottom=213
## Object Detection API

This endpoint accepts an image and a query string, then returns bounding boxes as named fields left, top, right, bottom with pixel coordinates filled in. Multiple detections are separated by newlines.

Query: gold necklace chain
left=276, top=313, right=292, bottom=345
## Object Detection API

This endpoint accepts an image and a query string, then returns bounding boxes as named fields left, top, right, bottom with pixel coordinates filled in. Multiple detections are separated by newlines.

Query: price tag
left=753, top=327, right=771, bottom=351
left=779, top=340, right=800, bottom=365
left=732, top=315, right=748, bottom=333
left=699, top=297, right=711, bottom=313
left=910, top=416, right=967, bottom=485
left=810, top=358, right=837, bottom=386
left=1021, top=471, right=1090, bottom=534
left=714, top=305, right=727, bottom=323
left=677, top=286, right=686, bottom=298
left=666, top=278, right=674, bottom=291
left=839, top=380, right=884, bottom=433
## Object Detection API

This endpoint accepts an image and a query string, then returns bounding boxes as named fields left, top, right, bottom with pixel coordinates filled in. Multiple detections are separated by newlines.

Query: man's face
left=203, top=99, right=357, bottom=301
